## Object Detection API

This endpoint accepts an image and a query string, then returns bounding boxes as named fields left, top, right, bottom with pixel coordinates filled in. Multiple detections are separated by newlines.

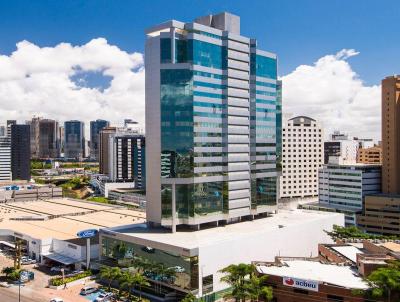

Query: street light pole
left=18, top=272, right=21, bottom=302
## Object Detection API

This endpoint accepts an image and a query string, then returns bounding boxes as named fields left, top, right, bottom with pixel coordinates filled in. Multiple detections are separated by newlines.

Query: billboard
left=283, top=277, right=319, bottom=292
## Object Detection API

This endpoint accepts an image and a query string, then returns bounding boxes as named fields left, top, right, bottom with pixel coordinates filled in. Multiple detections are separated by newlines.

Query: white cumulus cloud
left=281, top=49, right=381, bottom=141
left=0, top=38, right=145, bottom=135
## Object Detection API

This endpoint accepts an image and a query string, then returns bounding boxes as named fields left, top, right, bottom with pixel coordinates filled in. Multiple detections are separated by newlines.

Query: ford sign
left=283, top=277, right=319, bottom=292
left=77, top=229, right=98, bottom=239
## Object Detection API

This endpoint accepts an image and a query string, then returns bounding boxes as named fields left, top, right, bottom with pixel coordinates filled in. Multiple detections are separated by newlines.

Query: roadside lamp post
left=18, top=271, right=21, bottom=302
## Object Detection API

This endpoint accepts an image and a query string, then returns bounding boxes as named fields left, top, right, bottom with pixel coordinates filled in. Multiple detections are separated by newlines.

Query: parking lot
left=0, top=252, right=99, bottom=302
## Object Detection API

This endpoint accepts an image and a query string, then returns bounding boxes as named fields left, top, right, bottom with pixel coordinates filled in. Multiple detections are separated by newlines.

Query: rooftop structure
left=256, top=258, right=368, bottom=290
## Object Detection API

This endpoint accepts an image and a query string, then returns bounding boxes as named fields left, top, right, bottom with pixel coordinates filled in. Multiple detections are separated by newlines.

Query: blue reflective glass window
left=251, top=54, right=277, bottom=79
left=160, top=38, right=172, bottom=63
left=161, top=69, right=194, bottom=178
left=188, top=40, right=226, bottom=69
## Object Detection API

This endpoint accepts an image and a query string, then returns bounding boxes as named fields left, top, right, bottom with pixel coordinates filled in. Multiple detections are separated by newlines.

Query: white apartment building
left=280, top=116, right=324, bottom=200
left=0, top=136, right=11, bottom=181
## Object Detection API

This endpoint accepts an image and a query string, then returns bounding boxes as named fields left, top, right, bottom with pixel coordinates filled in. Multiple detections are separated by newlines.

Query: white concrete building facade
left=280, top=116, right=324, bottom=200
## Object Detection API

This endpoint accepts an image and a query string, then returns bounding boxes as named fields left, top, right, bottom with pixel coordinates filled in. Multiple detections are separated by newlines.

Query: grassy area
left=31, top=160, right=52, bottom=170
left=87, top=196, right=111, bottom=204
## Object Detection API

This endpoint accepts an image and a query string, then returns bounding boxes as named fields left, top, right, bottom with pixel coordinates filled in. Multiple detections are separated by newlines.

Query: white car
left=80, top=286, right=98, bottom=295
left=50, top=298, right=63, bottom=302
left=95, top=292, right=113, bottom=302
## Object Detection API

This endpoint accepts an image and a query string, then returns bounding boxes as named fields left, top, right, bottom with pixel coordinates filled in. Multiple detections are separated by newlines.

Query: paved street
left=0, top=287, right=44, bottom=302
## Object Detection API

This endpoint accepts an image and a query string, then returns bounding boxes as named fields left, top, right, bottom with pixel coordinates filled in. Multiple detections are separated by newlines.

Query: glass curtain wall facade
left=90, top=119, right=110, bottom=160
left=64, top=120, right=85, bottom=159
left=146, top=13, right=278, bottom=227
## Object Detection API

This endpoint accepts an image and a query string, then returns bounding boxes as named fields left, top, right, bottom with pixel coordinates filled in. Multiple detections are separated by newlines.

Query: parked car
left=50, top=298, right=63, bottom=302
left=80, top=286, right=98, bottom=295
left=141, top=246, right=155, bottom=253
left=50, top=266, right=70, bottom=273
left=170, top=265, right=185, bottom=273
left=21, top=258, right=36, bottom=265
left=95, top=292, right=113, bottom=302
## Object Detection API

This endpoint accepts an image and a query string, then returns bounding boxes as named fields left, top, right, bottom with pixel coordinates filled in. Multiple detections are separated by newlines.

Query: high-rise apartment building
left=108, top=130, right=146, bottom=189
left=280, top=116, right=323, bottom=200
left=0, top=136, right=11, bottom=181
left=382, top=75, right=400, bottom=194
left=99, top=127, right=117, bottom=174
left=28, top=117, right=60, bottom=159
left=276, top=80, right=282, bottom=170
left=357, top=146, right=382, bottom=164
left=64, top=120, right=85, bottom=159
left=6, top=120, right=16, bottom=138
left=145, top=12, right=278, bottom=227
left=11, top=124, right=31, bottom=181
left=90, top=119, right=110, bottom=160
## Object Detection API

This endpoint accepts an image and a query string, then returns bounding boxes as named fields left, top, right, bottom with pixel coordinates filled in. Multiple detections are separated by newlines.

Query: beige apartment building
left=382, top=75, right=400, bottom=194
left=357, top=145, right=382, bottom=164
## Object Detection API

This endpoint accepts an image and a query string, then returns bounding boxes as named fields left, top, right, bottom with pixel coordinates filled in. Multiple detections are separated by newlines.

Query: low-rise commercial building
left=99, top=210, right=343, bottom=299
left=357, top=194, right=400, bottom=236
left=318, top=164, right=381, bottom=226
left=0, top=198, right=145, bottom=268
left=255, top=257, right=369, bottom=302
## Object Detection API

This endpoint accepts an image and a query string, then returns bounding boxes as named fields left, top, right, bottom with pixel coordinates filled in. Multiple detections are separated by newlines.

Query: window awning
left=43, top=253, right=81, bottom=265
left=0, top=241, right=16, bottom=249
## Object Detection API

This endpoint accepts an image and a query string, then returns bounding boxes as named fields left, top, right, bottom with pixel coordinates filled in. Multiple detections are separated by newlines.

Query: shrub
left=49, top=270, right=92, bottom=286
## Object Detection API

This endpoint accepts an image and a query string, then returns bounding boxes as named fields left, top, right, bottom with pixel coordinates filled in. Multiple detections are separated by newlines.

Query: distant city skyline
left=0, top=1, right=398, bottom=141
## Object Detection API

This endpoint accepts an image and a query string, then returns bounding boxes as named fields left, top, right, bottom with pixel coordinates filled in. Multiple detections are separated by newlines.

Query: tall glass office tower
left=145, top=12, right=278, bottom=228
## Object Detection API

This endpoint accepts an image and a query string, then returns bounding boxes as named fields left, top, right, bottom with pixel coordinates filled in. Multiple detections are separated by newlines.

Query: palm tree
left=100, top=266, right=122, bottom=292
left=133, top=272, right=150, bottom=301
left=119, top=271, right=136, bottom=301
left=219, top=263, right=255, bottom=302
left=220, top=263, right=273, bottom=302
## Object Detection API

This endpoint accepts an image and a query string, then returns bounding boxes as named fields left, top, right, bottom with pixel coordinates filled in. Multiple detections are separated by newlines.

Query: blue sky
left=0, top=0, right=398, bottom=85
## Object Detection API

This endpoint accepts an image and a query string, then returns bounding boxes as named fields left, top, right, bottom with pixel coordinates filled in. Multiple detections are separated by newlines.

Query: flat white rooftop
left=256, top=259, right=369, bottom=290
left=331, top=245, right=364, bottom=263
left=105, top=209, right=344, bottom=250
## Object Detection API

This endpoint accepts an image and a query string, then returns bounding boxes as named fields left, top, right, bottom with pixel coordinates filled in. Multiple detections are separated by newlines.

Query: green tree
left=119, top=271, right=150, bottom=301
left=365, top=261, right=400, bottom=302
left=219, top=263, right=255, bottom=302
left=100, top=266, right=122, bottom=291
left=2, top=266, right=15, bottom=277
left=246, top=274, right=273, bottom=302
left=119, top=271, right=136, bottom=301
left=220, top=263, right=273, bottom=302
left=181, top=292, right=196, bottom=302
left=133, top=272, right=150, bottom=301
